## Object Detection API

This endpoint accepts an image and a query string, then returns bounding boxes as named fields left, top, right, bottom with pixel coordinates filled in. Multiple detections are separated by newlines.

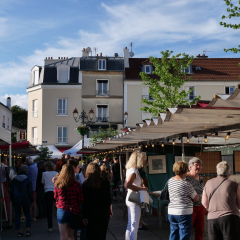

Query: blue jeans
left=168, top=214, right=192, bottom=240
left=15, top=206, right=31, bottom=231
left=57, top=208, right=72, bottom=224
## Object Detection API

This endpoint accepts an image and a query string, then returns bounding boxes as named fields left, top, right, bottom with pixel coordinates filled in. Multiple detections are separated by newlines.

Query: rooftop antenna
left=129, top=42, right=134, bottom=58
left=93, top=47, right=98, bottom=56
left=203, top=48, right=214, bottom=55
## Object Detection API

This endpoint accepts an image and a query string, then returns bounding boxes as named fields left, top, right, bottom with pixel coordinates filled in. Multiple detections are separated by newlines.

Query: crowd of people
left=2, top=152, right=240, bottom=240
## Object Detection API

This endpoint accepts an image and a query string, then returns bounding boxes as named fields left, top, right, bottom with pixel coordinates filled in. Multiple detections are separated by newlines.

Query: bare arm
left=201, top=190, right=209, bottom=209
left=193, top=194, right=199, bottom=203
left=126, top=173, right=148, bottom=192
left=236, top=186, right=240, bottom=209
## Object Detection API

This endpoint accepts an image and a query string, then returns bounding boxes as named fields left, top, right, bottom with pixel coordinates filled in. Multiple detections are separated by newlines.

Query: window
left=34, top=71, right=38, bottom=85
left=145, top=65, right=151, bottom=74
left=57, top=98, right=68, bottom=115
left=7, top=118, right=9, bottom=129
left=97, top=80, right=108, bottom=96
left=225, top=86, right=235, bottom=94
left=188, top=86, right=195, bottom=100
left=57, top=126, right=68, bottom=144
left=32, top=127, right=37, bottom=145
left=97, top=105, right=108, bottom=122
left=2, top=115, right=5, bottom=128
left=32, top=100, right=38, bottom=117
left=182, top=65, right=192, bottom=74
left=59, top=69, right=68, bottom=83
left=98, top=59, right=106, bottom=70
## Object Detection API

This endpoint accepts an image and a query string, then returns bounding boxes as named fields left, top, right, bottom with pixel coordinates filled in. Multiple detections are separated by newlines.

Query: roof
left=125, top=58, right=240, bottom=81
left=45, top=57, right=80, bottom=67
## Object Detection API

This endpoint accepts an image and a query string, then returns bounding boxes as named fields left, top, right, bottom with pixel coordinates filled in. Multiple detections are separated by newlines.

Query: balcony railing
left=142, top=95, right=155, bottom=101
left=96, top=90, right=109, bottom=96
left=2, top=123, right=5, bottom=128
left=95, top=117, right=109, bottom=122
left=32, top=111, right=38, bottom=118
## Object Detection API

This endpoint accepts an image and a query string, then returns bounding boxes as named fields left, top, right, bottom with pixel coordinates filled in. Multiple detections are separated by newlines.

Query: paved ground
left=1, top=202, right=208, bottom=240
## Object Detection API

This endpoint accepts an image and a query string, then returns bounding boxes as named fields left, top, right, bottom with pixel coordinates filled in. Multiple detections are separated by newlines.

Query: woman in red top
left=54, top=164, right=83, bottom=240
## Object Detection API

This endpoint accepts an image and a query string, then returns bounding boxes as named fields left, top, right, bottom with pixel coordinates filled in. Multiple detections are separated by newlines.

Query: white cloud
left=0, top=94, right=28, bottom=110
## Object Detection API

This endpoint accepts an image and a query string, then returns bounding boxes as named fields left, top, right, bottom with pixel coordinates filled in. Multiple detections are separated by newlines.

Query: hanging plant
left=77, top=125, right=90, bottom=135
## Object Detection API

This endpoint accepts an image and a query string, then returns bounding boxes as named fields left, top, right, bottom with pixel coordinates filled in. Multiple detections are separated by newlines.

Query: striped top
left=185, top=175, right=204, bottom=206
left=168, top=178, right=197, bottom=215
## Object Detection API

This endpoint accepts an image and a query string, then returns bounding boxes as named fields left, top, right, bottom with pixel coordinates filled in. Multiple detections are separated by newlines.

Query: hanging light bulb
left=138, top=145, right=141, bottom=149
left=172, top=139, right=175, bottom=145
left=186, top=138, right=190, bottom=143
left=152, top=143, right=154, bottom=148
left=204, top=136, right=208, bottom=143
left=161, top=142, right=164, bottom=147
left=225, top=132, right=231, bottom=140
left=126, top=146, right=128, bottom=151
left=133, top=148, right=135, bottom=151
left=145, top=145, right=148, bottom=148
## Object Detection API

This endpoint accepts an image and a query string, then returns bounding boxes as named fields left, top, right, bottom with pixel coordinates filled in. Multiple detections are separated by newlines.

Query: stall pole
left=181, top=137, right=185, bottom=161
left=8, top=144, right=12, bottom=227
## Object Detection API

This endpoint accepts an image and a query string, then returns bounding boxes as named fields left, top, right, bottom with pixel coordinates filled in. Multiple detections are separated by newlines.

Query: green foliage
left=11, top=132, right=17, bottom=143
left=11, top=105, right=28, bottom=129
left=89, top=126, right=118, bottom=144
left=220, top=0, right=240, bottom=53
left=35, top=146, right=53, bottom=161
left=140, top=50, right=201, bottom=115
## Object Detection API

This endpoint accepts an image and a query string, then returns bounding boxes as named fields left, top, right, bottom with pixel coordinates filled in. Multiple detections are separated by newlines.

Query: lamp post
left=73, top=108, right=94, bottom=148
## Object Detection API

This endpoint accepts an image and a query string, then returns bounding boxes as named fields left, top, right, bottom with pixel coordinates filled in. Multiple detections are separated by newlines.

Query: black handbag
left=159, top=181, right=170, bottom=202
left=64, top=189, right=82, bottom=230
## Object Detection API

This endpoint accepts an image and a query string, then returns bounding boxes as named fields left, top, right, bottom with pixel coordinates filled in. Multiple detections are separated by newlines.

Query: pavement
left=1, top=202, right=208, bottom=240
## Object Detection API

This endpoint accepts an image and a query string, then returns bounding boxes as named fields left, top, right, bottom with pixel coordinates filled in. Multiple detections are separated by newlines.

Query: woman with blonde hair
left=82, top=162, right=112, bottom=240
left=125, top=151, right=148, bottom=240
left=54, top=164, right=83, bottom=240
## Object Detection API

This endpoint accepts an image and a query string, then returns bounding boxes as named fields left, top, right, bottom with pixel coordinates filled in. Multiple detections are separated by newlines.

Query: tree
left=89, top=126, right=118, bottom=145
left=35, top=146, right=53, bottom=161
left=220, top=0, right=240, bottom=53
left=11, top=105, right=28, bottom=129
left=140, top=50, right=201, bottom=115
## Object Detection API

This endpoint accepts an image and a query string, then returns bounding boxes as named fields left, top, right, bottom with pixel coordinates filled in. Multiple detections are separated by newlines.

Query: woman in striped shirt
left=168, top=161, right=199, bottom=240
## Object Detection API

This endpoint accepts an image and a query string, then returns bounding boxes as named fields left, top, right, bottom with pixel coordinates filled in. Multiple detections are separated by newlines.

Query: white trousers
left=125, top=198, right=141, bottom=240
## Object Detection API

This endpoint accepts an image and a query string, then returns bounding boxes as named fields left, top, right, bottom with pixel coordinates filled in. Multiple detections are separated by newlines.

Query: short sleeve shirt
left=126, top=168, right=142, bottom=188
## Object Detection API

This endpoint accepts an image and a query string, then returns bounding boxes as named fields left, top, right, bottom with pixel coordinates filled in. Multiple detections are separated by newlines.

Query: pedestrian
left=82, top=163, right=112, bottom=240
left=79, top=164, right=87, bottom=185
left=15, top=158, right=22, bottom=174
left=111, top=156, right=121, bottom=190
left=185, top=157, right=205, bottom=240
left=125, top=151, right=148, bottom=240
left=36, top=161, right=46, bottom=219
left=101, top=164, right=111, bottom=182
left=99, top=155, right=110, bottom=169
left=55, top=154, right=65, bottom=172
left=59, top=154, right=70, bottom=172
left=26, top=157, right=38, bottom=221
left=42, top=161, right=58, bottom=232
left=202, top=161, right=240, bottom=240
left=10, top=165, right=34, bottom=237
left=54, top=164, right=83, bottom=240
left=168, top=161, right=199, bottom=240
left=1, top=157, right=10, bottom=220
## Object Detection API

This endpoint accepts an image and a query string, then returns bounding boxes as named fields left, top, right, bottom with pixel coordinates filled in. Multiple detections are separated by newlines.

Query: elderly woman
left=185, top=157, right=204, bottom=240
left=202, top=161, right=240, bottom=240
left=168, top=161, right=199, bottom=240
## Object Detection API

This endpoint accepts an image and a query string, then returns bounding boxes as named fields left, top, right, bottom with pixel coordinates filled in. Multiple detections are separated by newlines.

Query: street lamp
left=124, top=111, right=128, bottom=126
left=73, top=108, right=94, bottom=148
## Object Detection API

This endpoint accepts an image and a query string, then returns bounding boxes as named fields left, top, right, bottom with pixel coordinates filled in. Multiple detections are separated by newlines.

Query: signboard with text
left=20, top=130, right=26, bottom=141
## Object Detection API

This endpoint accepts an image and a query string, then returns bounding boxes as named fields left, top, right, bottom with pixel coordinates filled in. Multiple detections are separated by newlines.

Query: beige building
left=124, top=56, right=240, bottom=127
left=27, top=48, right=127, bottom=148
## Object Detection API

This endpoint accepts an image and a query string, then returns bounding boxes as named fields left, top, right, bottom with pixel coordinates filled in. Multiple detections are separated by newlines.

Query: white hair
left=216, top=161, right=231, bottom=177
left=26, top=157, right=34, bottom=164
left=188, top=157, right=202, bottom=170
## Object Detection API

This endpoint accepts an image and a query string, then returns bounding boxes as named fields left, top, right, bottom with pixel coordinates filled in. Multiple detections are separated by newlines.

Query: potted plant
left=77, top=125, right=90, bottom=135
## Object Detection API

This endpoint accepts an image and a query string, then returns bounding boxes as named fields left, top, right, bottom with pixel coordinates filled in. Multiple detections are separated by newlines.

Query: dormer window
left=98, top=59, right=106, bottom=70
left=34, top=71, right=39, bottom=85
left=182, top=65, right=193, bottom=74
left=57, top=64, right=70, bottom=83
left=145, top=65, right=151, bottom=74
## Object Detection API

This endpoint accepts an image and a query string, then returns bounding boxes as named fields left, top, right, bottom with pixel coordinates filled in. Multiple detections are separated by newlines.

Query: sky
left=0, top=0, right=240, bottom=110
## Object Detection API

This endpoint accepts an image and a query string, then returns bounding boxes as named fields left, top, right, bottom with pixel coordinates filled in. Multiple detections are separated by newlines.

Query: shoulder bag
left=159, top=181, right=170, bottom=202
left=209, top=178, right=227, bottom=202
left=64, top=189, right=82, bottom=230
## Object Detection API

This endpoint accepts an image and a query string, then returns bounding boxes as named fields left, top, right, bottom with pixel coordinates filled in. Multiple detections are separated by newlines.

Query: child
left=10, top=165, right=34, bottom=237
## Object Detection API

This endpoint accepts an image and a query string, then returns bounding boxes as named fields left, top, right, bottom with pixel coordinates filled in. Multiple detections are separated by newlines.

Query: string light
left=161, top=142, right=164, bottom=147
left=225, top=132, right=231, bottom=140
left=145, top=145, right=148, bottom=148
left=138, top=145, right=141, bottom=149
left=152, top=143, right=154, bottom=148
left=172, top=139, right=175, bottom=145
left=186, top=138, right=190, bottom=143
left=204, top=136, right=208, bottom=143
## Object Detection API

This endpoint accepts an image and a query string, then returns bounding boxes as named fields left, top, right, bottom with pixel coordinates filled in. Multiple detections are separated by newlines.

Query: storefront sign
left=20, top=130, right=26, bottom=140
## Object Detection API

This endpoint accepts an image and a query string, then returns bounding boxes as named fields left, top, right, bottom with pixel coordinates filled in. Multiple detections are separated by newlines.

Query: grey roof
left=45, top=57, right=80, bottom=67
left=0, top=102, right=11, bottom=111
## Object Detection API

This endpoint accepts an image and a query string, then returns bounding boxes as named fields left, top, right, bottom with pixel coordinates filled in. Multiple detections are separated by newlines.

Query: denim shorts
left=57, top=208, right=72, bottom=224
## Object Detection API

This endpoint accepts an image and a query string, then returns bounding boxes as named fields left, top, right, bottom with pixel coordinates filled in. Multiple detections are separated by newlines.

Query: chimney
left=51, top=57, right=53, bottom=59
left=7, top=97, right=11, bottom=109
left=82, top=48, right=89, bottom=57
left=123, top=47, right=129, bottom=68
left=196, top=54, right=208, bottom=59
left=100, top=53, right=102, bottom=57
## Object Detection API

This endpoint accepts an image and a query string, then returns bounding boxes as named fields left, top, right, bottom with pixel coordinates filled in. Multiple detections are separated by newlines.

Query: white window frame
left=32, top=66, right=39, bottom=85
left=57, top=64, right=70, bottom=83
left=96, top=79, right=109, bottom=96
left=145, top=65, right=151, bottom=74
left=98, top=59, right=106, bottom=70
left=57, top=126, right=68, bottom=144
left=225, top=86, right=235, bottom=95
left=32, top=99, right=38, bottom=118
left=2, top=115, right=5, bottom=128
left=57, top=98, right=68, bottom=116
left=185, top=86, right=195, bottom=100
left=181, top=65, right=192, bottom=74
left=32, top=127, right=37, bottom=145
left=96, top=104, right=109, bottom=122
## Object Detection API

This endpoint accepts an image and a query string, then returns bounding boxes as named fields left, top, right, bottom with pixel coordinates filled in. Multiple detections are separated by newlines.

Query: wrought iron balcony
left=95, top=117, right=109, bottom=122
left=142, top=95, right=155, bottom=101
left=96, top=90, right=109, bottom=96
